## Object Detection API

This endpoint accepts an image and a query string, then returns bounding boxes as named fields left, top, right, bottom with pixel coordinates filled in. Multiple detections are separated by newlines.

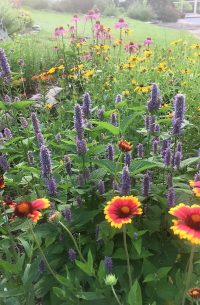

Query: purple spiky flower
left=39, top=145, right=52, bottom=178
left=74, top=104, right=84, bottom=139
left=106, top=144, right=114, bottom=161
left=142, top=172, right=150, bottom=197
left=121, top=165, right=131, bottom=195
left=82, top=92, right=92, bottom=117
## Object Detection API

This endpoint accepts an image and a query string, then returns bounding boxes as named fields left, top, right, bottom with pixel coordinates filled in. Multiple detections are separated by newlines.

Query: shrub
left=0, top=0, right=32, bottom=34
left=149, top=0, right=181, bottom=22
left=103, top=3, right=123, bottom=17
left=23, top=0, right=49, bottom=9
left=127, top=3, right=156, bottom=21
left=50, top=0, right=95, bottom=13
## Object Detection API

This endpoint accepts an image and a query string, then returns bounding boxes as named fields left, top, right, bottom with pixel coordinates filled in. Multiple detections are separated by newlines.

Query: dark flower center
left=14, top=201, right=32, bottom=217
left=186, top=214, right=200, bottom=231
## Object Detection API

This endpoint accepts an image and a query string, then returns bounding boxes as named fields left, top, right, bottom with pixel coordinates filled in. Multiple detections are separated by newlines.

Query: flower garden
left=0, top=7, right=200, bottom=305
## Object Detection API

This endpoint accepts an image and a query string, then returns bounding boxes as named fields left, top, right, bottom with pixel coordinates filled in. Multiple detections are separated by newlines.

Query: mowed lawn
left=28, top=8, right=196, bottom=45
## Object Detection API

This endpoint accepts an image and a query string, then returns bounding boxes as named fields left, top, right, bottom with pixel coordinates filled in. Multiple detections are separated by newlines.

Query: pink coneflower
left=125, top=41, right=138, bottom=54
left=85, top=10, right=100, bottom=21
left=68, top=26, right=75, bottom=33
left=115, top=18, right=128, bottom=29
left=71, top=15, right=80, bottom=23
left=54, top=27, right=67, bottom=37
left=81, top=54, right=92, bottom=60
left=94, top=20, right=101, bottom=30
left=144, top=37, right=153, bottom=47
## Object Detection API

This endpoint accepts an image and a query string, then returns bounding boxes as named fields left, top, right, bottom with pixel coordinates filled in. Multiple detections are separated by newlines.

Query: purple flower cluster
left=74, top=104, right=84, bottom=139
left=106, top=144, right=114, bottom=161
left=104, top=256, right=113, bottom=273
left=0, top=48, right=11, bottom=81
left=98, top=180, right=105, bottom=195
left=137, top=143, right=144, bottom=158
left=121, top=165, right=131, bottom=195
left=124, top=152, right=131, bottom=166
left=82, top=92, right=92, bottom=118
left=68, top=248, right=76, bottom=262
left=63, top=208, right=72, bottom=222
left=147, top=83, right=162, bottom=112
left=171, top=94, right=185, bottom=135
left=115, top=94, right=122, bottom=104
left=27, top=151, right=35, bottom=166
left=64, top=155, right=72, bottom=175
left=110, top=113, right=118, bottom=126
left=142, top=172, right=151, bottom=197
left=0, top=154, right=9, bottom=171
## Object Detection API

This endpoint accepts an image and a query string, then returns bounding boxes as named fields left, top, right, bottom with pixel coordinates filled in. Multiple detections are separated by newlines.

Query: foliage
left=174, top=0, right=193, bottom=13
left=0, top=10, right=200, bottom=305
left=23, top=0, right=49, bottom=10
left=149, top=0, right=181, bottom=22
left=127, top=3, right=156, bottom=21
left=0, top=0, right=33, bottom=34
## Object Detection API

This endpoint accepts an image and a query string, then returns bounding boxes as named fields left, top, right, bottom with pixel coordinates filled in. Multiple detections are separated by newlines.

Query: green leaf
left=157, top=266, right=171, bottom=278
left=52, top=287, right=66, bottom=300
left=0, top=101, right=6, bottom=110
left=181, top=157, right=199, bottom=168
left=97, top=260, right=106, bottom=284
left=92, top=120, right=119, bottom=135
left=12, top=100, right=36, bottom=110
left=0, top=288, right=25, bottom=298
left=130, top=160, right=162, bottom=174
left=0, top=260, right=20, bottom=274
left=128, top=280, right=142, bottom=305
left=76, top=292, right=105, bottom=300
left=87, top=250, right=94, bottom=275
left=92, top=159, right=115, bottom=174
left=132, top=238, right=142, bottom=255
left=89, top=168, right=107, bottom=181
left=75, top=260, right=94, bottom=276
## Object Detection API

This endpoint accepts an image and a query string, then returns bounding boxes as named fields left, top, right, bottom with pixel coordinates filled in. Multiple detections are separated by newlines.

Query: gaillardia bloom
left=187, top=288, right=200, bottom=299
left=118, top=140, right=133, bottom=152
left=14, top=198, right=50, bottom=222
left=0, top=176, right=5, bottom=189
left=189, top=180, right=200, bottom=197
left=104, top=196, right=142, bottom=229
left=169, top=203, right=200, bottom=245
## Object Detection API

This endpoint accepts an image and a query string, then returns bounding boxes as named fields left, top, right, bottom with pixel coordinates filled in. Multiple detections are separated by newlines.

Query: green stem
left=111, top=286, right=123, bottom=305
left=123, top=226, right=132, bottom=289
left=58, top=221, right=86, bottom=263
left=29, top=221, right=58, bottom=280
left=182, top=245, right=195, bottom=305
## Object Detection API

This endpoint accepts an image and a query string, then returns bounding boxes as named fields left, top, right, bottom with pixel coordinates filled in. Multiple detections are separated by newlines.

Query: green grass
left=28, top=8, right=196, bottom=45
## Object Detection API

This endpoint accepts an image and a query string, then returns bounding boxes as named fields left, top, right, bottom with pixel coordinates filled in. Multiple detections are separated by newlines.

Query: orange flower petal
left=31, top=198, right=50, bottom=210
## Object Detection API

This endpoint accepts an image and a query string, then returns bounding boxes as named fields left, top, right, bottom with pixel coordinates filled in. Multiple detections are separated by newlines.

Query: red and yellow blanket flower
left=189, top=180, right=200, bottom=197
left=104, top=196, right=142, bottom=229
left=169, top=203, right=200, bottom=245
left=0, top=176, right=5, bottom=189
left=118, top=140, right=133, bottom=152
left=14, top=198, right=50, bottom=222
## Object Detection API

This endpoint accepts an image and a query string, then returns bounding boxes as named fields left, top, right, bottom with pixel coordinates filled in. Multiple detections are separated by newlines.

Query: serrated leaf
left=92, top=120, right=119, bottom=135
left=128, top=280, right=142, bottom=305
left=89, top=168, right=107, bottom=181
left=181, top=157, right=199, bottom=168
left=92, top=159, right=115, bottom=173
left=130, top=160, right=162, bottom=174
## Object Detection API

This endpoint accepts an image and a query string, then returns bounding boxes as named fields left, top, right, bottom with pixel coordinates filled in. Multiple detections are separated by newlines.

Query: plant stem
left=182, top=245, right=195, bottom=305
left=123, top=225, right=132, bottom=289
left=111, top=286, right=123, bottom=305
left=58, top=221, right=86, bottom=263
left=29, top=221, right=58, bottom=280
